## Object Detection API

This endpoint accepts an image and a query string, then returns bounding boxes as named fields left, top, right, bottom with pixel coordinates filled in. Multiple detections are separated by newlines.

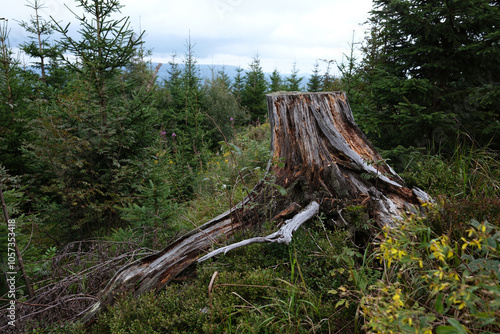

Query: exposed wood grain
left=266, top=92, right=429, bottom=225
left=81, top=183, right=262, bottom=324
left=197, top=201, right=319, bottom=262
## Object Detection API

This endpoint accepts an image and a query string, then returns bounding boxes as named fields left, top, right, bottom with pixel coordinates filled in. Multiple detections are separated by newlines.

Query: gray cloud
left=5, top=0, right=373, bottom=74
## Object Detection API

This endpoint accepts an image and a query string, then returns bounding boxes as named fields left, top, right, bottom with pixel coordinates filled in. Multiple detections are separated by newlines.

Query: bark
left=147, top=63, right=162, bottom=92
left=81, top=188, right=263, bottom=324
left=266, top=91, right=430, bottom=225
left=81, top=91, right=430, bottom=325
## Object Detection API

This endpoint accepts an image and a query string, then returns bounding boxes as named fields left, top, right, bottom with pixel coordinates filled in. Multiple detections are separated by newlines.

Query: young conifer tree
left=307, top=61, right=322, bottom=92
left=269, top=68, right=283, bottom=92
left=24, top=0, right=154, bottom=238
left=216, top=66, right=232, bottom=89
left=0, top=20, right=37, bottom=174
left=241, top=55, right=268, bottom=121
left=231, top=66, right=245, bottom=100
left=18, top=0, right=62, bottom=84
left=179, top=38, right=206, bottom=164
left=285, top=62, right=303, bottom=91
left=54, top=0, right=144, bottom=125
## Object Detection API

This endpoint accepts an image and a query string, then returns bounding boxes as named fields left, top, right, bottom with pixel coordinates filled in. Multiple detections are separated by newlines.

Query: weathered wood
left=147, top=62, right=162, bottom=92
left=81, top=92, right=430, bottom=325
left=80, top=186, right=261, bottom=324
left=266, top=91, right=430, bottom=225
left=197, top=201, right=320, bottom=262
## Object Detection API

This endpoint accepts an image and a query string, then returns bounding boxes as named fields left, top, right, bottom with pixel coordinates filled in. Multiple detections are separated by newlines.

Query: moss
left=86, top=220, right=357, bottom=333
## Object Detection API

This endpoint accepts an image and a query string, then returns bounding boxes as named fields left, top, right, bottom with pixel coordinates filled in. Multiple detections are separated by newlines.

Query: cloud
left=5, top=0, right=373, bottom=74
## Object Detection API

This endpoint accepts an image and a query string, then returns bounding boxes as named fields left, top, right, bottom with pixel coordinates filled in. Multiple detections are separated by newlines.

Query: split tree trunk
left=266, top=91, right=430, bottom=225
left=81, top=92, right=430, bottom=324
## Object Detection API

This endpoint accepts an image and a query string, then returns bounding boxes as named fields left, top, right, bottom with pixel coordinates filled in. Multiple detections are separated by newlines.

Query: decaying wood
left=80, top=191, right=257, bottom=324
left=80, top=91, right=430, bottom=325
left=0, top=240, right=152, bottom=333
left=197, top=201, right=320, bottom=262
left=266, top=91, right=430, bottom=225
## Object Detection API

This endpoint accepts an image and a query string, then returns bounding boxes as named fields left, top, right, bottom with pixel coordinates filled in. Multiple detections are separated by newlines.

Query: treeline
left=0, top=0, right=347, bottom=245
left=0, top=0, right=498, bottom=309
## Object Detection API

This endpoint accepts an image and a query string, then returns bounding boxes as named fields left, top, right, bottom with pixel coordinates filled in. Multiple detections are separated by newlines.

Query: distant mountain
left=26, top=62, right=312, bottom=90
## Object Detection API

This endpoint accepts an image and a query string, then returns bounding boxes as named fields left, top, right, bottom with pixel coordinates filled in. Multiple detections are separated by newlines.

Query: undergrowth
left=28, top=128, right=500, bottom=333
left=89, top=224, right=357, bottom=334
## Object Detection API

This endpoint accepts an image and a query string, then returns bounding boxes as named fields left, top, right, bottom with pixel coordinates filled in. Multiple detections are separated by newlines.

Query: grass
left=174, top=122, right=271, bottom=232
left=26, top=123, right=500, bottom=333
left=87, top=226, right=355, bottom=334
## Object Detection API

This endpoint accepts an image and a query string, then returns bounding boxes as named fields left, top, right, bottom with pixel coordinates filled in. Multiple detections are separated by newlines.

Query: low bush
left=361, top=211, right=499, bottom=334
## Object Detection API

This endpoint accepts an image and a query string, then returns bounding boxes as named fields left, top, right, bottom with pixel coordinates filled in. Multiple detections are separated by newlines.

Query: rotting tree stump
left=266, top=91, right=430, bottom=225
left=81, top=92, right=430, bottom=325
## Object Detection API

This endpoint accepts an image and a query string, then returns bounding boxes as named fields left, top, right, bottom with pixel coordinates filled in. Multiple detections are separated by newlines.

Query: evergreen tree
left=241, top=55, right=268, bottom=121
left=334, top=36, right=369, bottom=125
left=337, top=33, right=359, bottom=97
left=269, top=68, right=283, bottom=92
left=24, top=0, right=155, bottom=239
left=203, top=72, right=249, bottom=145
left=18, top=0, right=63, bottom=85
left=178, top=38, right=206, bottom=162
left=307, top=61, right=322, bottom=92
left=0, top=21, right=38, bottom=175
left=53, top=0, right=144, bottom=124
left=231, top=66, right=245, bottom=100
left=156, top=40, right=207, bottom=197
left=164, top=53, right=183, bottom=110
left=361, top=0, right=500, bottom=150
left=217, top=66, right=232, bottom=89
left=320, top=59, right=340, bottom=91
left=285, top=62, right=302, bottom=91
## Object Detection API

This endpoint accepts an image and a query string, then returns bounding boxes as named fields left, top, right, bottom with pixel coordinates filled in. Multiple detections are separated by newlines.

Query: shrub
left=360, top=209, right=500, bottom=334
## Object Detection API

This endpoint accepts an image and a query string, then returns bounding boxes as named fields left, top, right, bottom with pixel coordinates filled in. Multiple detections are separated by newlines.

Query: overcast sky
left=4, top=0, right=373, bottom=74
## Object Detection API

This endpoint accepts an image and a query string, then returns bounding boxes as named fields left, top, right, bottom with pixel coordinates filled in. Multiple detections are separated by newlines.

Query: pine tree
left=361, top=0, right=500, bottom=150
left=285, top=62, right=302, bottom=91
left=18, top=0, right=63, bottom=84
left=337, top=32, right=359, bottom=97
left=320, top=59, right=340, bottom=91
left=0, top=21, right=38, bottom=174
left=307, top=61, right=322, bottom=92
left=164, top=53, right=183, bottom=110
left=241, top=55, right=268, bottom=121
left=269, top=68, right=283, bottom=92
left=53, top=0, right=144, bottom=125
left=217, top=66, right=232, bottom=89
left=24, top=0, right=155, bottom=238
left=231, top=66, right=245, bottom=100
left=179, top=38, right=205, bottom=161
left=203, top=72, right=249, bottom=145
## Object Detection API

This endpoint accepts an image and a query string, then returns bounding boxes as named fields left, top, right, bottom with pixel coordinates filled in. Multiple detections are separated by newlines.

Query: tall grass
left=400, top=146, right=499, bottom=199
left=44, top=128, right=500, bottom=333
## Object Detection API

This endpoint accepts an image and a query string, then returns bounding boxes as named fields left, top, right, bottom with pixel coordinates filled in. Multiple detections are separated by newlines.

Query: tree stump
left=81, top=91, right=430, bottom=324
left=266, top=91, right=430, bottom=225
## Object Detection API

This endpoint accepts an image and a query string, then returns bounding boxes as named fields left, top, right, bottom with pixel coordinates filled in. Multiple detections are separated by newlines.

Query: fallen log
left=81, top=91, right=430, bottom=325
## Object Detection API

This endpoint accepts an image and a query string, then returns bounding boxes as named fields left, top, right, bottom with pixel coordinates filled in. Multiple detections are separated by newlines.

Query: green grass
left=89, top=226, right=356, bottom=334
left=27, top=124, right=500, bottom=333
